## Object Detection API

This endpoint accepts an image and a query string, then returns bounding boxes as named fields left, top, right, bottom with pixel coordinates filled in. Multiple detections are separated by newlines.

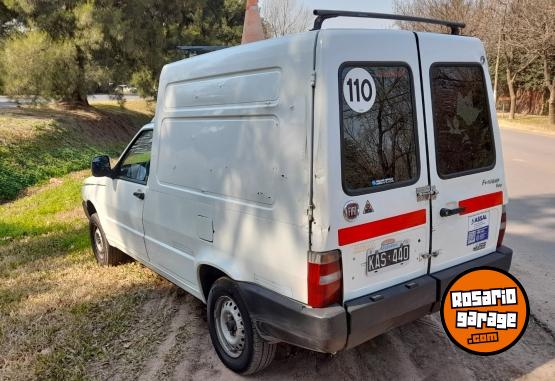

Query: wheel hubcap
left=94, top=228, right=104, bottom=258
left=214, top=296, right=245, bottom=358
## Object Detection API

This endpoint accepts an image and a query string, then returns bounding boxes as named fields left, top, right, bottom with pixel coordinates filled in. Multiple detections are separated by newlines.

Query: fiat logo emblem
left=343, top=201, right=359, bottom=221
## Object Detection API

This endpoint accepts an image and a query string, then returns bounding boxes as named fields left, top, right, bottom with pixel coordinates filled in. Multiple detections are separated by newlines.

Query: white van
left=82, top=11, right=512, bottom=374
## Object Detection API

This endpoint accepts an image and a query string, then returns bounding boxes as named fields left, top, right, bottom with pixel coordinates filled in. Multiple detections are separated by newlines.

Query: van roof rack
left=312, top=9, right=465, bottom=35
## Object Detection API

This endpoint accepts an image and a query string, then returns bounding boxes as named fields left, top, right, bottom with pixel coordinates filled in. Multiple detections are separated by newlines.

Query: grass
left=497, top=113, right=555, bottom=134
left=0, top=172, right=178, bottom=381
left=89, top=99, right=156, bottom=117
left=0, top=100, right=153, bottom=202
left=0, top=99, right=179, bottom=380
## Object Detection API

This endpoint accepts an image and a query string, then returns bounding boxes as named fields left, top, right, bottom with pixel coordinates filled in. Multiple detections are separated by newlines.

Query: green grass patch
left=0, top=172, right=84, bottom=240
left=0, top=103, right=152, bottom=201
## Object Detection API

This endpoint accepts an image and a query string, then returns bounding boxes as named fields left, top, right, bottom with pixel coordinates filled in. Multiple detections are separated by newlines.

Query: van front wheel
left=88, top=213, right=129, bottom=266
left=207, top=278, right=276, bottom=375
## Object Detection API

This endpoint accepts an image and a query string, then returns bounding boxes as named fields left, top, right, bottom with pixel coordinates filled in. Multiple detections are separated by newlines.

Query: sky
left=299, top=0, right=397, bottom=29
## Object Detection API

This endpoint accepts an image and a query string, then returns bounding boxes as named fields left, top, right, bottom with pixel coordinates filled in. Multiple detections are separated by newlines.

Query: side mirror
left=91, top=155, right=113, bottom=178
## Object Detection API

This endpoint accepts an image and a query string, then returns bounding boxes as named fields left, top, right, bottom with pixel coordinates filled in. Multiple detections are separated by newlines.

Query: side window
left=117, top=130, right=153, bottom=184
left=340, top=64, right=419, bottom=195
left=430, top=65, right=495, bottom=178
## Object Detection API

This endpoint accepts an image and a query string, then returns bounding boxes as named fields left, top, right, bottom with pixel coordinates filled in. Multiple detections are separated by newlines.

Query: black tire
left=89, top=213, right=130, bottom=266
left=207, top=277, right=276, bottom=375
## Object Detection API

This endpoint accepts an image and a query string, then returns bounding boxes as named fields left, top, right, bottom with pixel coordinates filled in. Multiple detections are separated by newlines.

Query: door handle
left=440, top=207, right=465, bottom=217
left=133, top=191, right=145, bottom=200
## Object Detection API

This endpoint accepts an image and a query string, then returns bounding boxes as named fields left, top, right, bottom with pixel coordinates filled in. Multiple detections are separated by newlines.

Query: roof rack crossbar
left=312, top=9, right=465, bottom=35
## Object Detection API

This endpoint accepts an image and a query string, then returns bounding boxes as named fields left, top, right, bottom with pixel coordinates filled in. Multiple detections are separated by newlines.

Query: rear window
left=430, top=65, right=495, bottom=178
left=340, top=64, right=419, bottom=195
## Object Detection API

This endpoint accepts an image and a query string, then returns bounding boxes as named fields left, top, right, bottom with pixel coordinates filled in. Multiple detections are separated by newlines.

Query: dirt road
left=114, top=128, right=554, bottom=380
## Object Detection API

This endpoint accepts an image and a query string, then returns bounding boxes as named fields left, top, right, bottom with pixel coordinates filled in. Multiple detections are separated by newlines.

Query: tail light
left=497, top=205, right=507, bottom=248
left=308, top=250, right=342, bottom=308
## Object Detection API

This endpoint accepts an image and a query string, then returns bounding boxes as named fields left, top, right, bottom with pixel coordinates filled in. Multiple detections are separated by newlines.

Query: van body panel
left=164, top=69, right=282, bottom=109
left=312, top=29, right=431, bottom=302
left=416, top=32, right=507, bottom=272
left=142, top=33, right=318, bottom=303
left=157, top=117, right=279, bottom=206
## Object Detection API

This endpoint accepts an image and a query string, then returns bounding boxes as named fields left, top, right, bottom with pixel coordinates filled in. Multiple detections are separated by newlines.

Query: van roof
left=165, top=27, right=475, bottom=70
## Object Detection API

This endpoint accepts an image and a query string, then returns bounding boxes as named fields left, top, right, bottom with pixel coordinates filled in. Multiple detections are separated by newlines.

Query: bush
left=130, top=68, right=157, bottom=99
left=0, top=31, right=80, bottom=101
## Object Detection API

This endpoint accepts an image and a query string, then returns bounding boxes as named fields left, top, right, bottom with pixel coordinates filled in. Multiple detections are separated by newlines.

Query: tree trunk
left=544, top=56, right=555, bottom=126
left=69, top=45, right=89, bottom=106
left=506, top=68, right=516, bottom=120
left=549, top=88, right=555, bottom=125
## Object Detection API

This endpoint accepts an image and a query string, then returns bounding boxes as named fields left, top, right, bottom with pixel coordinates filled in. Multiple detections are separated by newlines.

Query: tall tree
left=393, top=0, right=494, bottom=41
left=510, top=0, right=555, bottom=124
left=0, top=0, right=245, bottom=103
left=497, top=0, right=539, bottom=120
left=260, top=0, right=312, bottom=38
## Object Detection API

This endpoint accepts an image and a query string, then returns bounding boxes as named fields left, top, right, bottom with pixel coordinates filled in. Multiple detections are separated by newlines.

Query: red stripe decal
left=338, top=209, right=427, bottom=246
left=459, top=191, right=503, bottom=215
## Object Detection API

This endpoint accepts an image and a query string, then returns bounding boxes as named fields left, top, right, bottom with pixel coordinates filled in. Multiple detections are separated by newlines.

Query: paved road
left=86, top=94, right=142, bottom=102
left=501, top=128, right=555, bottom=333
left=0, top=95, right=26, bottom=108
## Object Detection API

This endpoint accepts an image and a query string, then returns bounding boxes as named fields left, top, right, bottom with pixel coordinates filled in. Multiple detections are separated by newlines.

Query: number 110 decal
left=343, top=67, right=376, bottom=113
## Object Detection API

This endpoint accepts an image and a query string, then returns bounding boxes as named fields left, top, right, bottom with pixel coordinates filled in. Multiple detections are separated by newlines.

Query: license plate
left=367, top=244, right=410, bottom=272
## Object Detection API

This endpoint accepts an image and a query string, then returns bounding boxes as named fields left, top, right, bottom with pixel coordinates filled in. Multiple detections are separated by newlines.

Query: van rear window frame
left=429, top=62, right=496, bottom=180
left=338, top=61, right=421, bottom=196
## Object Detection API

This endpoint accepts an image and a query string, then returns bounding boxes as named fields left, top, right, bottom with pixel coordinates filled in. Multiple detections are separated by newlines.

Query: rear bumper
left=237, top=246, right=513, bottom=353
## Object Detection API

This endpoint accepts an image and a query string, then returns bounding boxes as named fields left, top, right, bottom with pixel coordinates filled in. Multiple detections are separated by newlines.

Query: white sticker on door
left=467, top=211, right=490, bottom=246
left=343, top=68, right=376, bottom=113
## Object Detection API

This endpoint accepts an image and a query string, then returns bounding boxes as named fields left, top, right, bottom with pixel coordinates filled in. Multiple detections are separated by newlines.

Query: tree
left=0, top=0, right=245, bottom=103
left=495, top=0, right=538, bottom=120
left=393, top=0, right=494, bottom=41
left=260, top=0, right=312, bottom=38
left=510, top=0, right=555, bottom=124
left=92, top=0, right=245, bottom=99
left=1, top=30, right=80, bottom=102
left=542, top=54, right=555, bottom=125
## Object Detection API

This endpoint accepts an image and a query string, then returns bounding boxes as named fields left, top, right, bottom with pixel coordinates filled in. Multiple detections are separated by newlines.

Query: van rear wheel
left=207, top=277, right=276, bottom=375
left=89, top=213, right=129, bottom=266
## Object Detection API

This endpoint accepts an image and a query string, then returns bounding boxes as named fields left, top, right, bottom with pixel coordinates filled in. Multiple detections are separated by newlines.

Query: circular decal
left=441, top=267, right=529, bottom=355
left=343, top=68, right=376, bottom=113
left=343, top=201, right=359, bottom=222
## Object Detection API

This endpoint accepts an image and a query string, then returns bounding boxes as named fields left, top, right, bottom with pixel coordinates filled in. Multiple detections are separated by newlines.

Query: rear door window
left=340, top=64, right=419, bottom=195
left=430, top=65, right=495, bottom=178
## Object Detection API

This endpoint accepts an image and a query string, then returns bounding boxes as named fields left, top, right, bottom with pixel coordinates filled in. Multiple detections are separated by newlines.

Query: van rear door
left=313, top=30, right=431, bottom=302
left=417, top=33, right=506, bottom=273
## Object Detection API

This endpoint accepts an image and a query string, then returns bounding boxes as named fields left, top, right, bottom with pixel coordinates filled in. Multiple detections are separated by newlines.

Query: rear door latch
left=420, top=250, right=440, bottom=260
left=416, top=185, right=438, bottom=202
